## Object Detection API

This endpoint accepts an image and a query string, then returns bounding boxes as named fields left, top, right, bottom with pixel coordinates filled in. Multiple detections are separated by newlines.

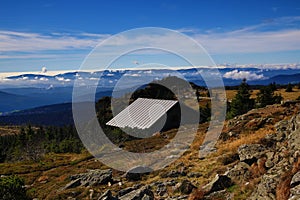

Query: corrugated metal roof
left=106, top=98, right=178, bottom=129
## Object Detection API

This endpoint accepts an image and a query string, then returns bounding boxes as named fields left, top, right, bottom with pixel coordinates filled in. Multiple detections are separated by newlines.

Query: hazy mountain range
left=0, top=66, right=300, bottom=120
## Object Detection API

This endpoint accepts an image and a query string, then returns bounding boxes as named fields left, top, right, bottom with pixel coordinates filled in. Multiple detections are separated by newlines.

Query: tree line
left=0, top=125, right=84, bottom=163
left=226, top=79, right=298, bottom=119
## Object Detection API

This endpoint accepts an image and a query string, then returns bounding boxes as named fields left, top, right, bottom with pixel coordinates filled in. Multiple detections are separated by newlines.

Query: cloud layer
left=0, top=16, right=300, bottom=70
left=223, top=69, right=266, bottom=80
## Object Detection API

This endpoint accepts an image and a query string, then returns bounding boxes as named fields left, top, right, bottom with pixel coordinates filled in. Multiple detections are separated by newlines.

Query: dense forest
left=0, top=125, right=83, bottom=163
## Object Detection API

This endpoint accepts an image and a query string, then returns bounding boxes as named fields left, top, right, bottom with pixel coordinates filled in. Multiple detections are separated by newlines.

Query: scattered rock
left=118, top=187, right=135, bottom=197
left=291, top=171, right=300, bottom=187
left=238, top=144, right=266, bottom=165
left=203, top=189, right=231, bottom=200
left=118, top=185, right=141, bottom=197
left=175, top=179, right=196, bottom=195
left=119, top=186, right=154, bottom=200
left=125, top=166, right=152, bottom=181
left=165, top=180, right=176, bottom=186
left=245, top=117, right=267, bottom=130
left=98, top=190, right=117, bottom=200
left=62, top=169, right=112, bottom=190
left=63, top=178, right=81, bottom=190
left=290, top=185, right=300, bottom=196
left=187, top=172, right=202, bottom=178
left=203, top=174, right=233, bottom=194
left=226, top=162, right=251, bottom=182
left=160, top=169, right=186, bottom=178
left=265, top=160, right=274, bottom=168
left=156, top=183, right=167, bottom=196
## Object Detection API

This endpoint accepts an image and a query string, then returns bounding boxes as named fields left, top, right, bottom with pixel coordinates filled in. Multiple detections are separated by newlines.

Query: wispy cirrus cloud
left=192, top=16, right=300, bottom=54
left=196, top=29, right=300, bottom=54
left=0, top=16, right=300, bottom=70
left=0, top=18, right=299, bottom=55
left=0, top=30, right=109, bottom=52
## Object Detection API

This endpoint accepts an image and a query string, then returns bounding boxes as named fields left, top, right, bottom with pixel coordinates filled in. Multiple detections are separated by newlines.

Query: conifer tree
left=227, top=79, right=254, bottom=119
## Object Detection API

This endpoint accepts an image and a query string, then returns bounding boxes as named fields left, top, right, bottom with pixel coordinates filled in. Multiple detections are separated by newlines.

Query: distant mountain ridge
left=1, top=67, right=300, bottom=117
left=0, top=103, right=73, bottom=126
left=3, top=67, right=300, bottom=89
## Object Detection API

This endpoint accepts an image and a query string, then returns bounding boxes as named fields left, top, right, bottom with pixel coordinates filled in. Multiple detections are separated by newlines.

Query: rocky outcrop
left=98, top=190, right=117, bottom=200
left=203, top=189, right=232, bottom=200
left=249, top=115, right=300, bottom=200
left=60, top=104, right=300, bottom=200
left=62, top=169, right=112, bottom=190
left=224, top=113, right=300, bottom=200
left=238, top=144, right=267, bottom=165
left=175, top=179, right=196, bottom=195
left=125, top=166, right=152, bottom=181
left=203, top=174, right=233, bottom=194
left=97, top=186, right=154, bottom=200
left=118, top=186, right=154, bottom=200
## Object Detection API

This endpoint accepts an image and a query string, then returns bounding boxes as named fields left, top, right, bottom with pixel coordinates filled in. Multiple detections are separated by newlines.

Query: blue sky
left=0, top=0, right=300, bottom=72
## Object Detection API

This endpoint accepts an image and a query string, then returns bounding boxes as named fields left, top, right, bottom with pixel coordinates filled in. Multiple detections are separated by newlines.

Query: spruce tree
left=256, top=85, right=283, bottom=108
left=286, top=83, right=293, bottom=92
left=227, top=79, right=254, bottom=119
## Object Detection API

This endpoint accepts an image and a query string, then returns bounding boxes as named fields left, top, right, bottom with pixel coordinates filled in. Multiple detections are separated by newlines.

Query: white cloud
left=39, top=77, right=48, bottom=81
left=223, top=70, right=266, bottom=80
left=196, top=29, right=300, bottom=54
left=55, top=76, right=72, bottom=82
left=124, top=73, right=141, bottom=77
left=55, top=77, right=65, bottom=81
left=0, top=16, right=300, bottom=62
left=41, top=66, right=47, bottom=73
left=0, top=30, right=108, bottom=52
left=132, top=60, right=139, bottom=65
left=192, top=16, right=300, bottom=54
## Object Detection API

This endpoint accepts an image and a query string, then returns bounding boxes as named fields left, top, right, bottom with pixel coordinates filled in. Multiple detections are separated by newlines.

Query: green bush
left=0, top=175, right=29, bottom=200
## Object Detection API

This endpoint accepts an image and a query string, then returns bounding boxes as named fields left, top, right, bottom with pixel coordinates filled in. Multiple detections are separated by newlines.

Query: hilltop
left=1, top=101, right=300, bottom=199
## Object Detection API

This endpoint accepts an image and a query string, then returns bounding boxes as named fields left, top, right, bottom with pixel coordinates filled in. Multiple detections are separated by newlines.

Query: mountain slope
left=0, top=103, right=73, bottom=126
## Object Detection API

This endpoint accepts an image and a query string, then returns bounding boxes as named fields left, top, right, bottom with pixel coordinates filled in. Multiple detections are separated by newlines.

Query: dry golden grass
left=226, top=87, right=300, bottom=101
left=276, top=88, right=300, bottom=101
left=217, top=127, right=274, bottom=155
left=0, top=126, right=20, bottom=136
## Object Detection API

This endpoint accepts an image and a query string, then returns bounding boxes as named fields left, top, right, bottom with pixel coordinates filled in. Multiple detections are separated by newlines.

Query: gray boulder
left=226, top=162, right=251, bottom=182
left=125, top=166, right=152, bottom=181
left=62, top=178, right=81, bottom=190
left=119, top=186, right=154, bottom=200
left=203, top=189, right=232, bottom=200
left=238, top=144, right=266, bottom=164
left=175, top=180, right=196, bottom=195
left=98, top=190, right=118, bottom=200
left=203, top=174, right=233, bottom=194
left=63, top=169, right=112, bottom=190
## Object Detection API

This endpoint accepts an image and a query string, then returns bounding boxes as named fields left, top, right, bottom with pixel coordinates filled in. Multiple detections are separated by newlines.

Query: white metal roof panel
left=106, top=98, right=178, bottom=129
